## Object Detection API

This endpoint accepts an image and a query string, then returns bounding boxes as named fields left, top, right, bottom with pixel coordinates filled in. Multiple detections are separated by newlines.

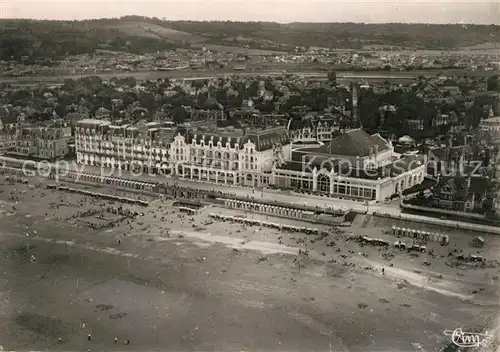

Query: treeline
left=0, top=19, right=185, bottom=62
left=1, top=17, right=499, bottom=63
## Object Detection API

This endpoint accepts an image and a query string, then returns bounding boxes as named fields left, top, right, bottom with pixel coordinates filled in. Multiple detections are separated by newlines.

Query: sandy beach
left=0, top=174, right=498, bottom=351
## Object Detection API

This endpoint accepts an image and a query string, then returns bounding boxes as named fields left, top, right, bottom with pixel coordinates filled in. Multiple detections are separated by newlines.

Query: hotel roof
left=184, top=126, right=290, bottom=152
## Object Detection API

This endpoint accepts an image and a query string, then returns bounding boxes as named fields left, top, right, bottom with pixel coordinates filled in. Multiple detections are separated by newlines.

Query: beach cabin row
left=222, top=199, right=303, bottom=219
left=52, top=185, right=149, bottom=206
left=0, top=166, right=28, bottom=177
left=209, top=213, right=325, bottom=235
left=392, top=226, right=449, bottom=245
left=65, top=171, right=156, bottom=192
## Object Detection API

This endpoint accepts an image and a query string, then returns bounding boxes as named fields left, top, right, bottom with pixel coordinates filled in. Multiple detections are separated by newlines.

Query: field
left=107, top=22, right=206, bottom=43
left=190, top=43, right=286, bottom=55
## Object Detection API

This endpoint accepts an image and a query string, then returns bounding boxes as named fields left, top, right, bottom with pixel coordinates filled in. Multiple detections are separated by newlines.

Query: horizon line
left=0, top=16, right=498, bottom=26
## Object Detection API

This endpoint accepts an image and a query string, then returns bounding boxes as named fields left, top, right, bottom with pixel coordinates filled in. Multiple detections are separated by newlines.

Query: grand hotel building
left=76, top=119, right=291, bottom=187
left=76, top=119, right=425, bottom=202
left=75, top=119, right=174, bottom=173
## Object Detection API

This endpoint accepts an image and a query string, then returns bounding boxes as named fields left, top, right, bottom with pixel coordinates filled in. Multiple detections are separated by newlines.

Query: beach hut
left=430, top=232, right=438, bottom=242
left=423, top=231, right=430, bottom=242
left=439, top=234, right=449, bottom=245
left=472, top=236, right=485, bottom=248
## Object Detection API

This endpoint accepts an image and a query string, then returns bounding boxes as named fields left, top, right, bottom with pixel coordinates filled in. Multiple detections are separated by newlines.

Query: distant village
left=2, top=47, right=500, bottom=77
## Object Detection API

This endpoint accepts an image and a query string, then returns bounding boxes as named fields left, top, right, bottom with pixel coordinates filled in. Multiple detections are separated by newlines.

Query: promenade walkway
left=7, top=159, right=500, bottom=235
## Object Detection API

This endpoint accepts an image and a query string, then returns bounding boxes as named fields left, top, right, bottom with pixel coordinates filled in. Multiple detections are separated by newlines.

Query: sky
left=1, top=0, right=499, bottom=24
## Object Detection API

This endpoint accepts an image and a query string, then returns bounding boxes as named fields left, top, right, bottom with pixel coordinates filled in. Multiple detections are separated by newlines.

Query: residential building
left=432, top=113, right=458, bottom=127
left=432, top=175, right=493, bottom=212
left=407, top=119, right=425, bottom=131
left=0, top=110, right=25, bottom=132
left=288, top=118, right=340, bottom=143
left=315, top=119, right=339, bottom=141
left=289, top=120, right=316, bottom=143
left=189, top=109, right=225, bottom=122
left=0, top=131, right=17, bottom=152
left=14, top=126, right=70, bottom=160
left=479, top=116, right=500, bottom=143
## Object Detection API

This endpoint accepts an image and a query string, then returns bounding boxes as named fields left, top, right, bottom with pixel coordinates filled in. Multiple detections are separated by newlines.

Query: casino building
left=272, top=129, right=426, bottom=202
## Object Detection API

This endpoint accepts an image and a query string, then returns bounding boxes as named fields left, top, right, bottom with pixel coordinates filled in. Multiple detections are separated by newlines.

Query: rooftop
left=77, top=119, right=111, bottom=127
left=434, top=175, right=492, bottom=201
left=275, top=155, right=425, bottom=181
left=481, top=116, right=500, bottom=122
left=299, top=129, right=390, bottom=157
left=183, top=126, right=290, bottom=152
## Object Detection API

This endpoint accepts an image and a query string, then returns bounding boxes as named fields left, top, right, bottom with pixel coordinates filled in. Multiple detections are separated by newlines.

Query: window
left=318, top=174, right=330, bottom=192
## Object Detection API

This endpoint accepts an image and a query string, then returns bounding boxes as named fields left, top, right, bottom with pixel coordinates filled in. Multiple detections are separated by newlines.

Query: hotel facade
left=75, top=119, right=174, bottom=174
left=14, top=126, right=70, bottom=160
left=76, top=119, right=291, bottom=187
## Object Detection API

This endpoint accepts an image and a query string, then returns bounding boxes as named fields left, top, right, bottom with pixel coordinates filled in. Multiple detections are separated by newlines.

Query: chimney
left=369, top=146, right=374, bottom=157
left=374, top=144, right=379, bottom=157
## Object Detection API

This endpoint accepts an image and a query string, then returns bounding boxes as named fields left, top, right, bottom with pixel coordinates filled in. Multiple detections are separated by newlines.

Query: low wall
left=372, top=211, right=500, bottom=235
left=400, top=201, right=486, bottom=220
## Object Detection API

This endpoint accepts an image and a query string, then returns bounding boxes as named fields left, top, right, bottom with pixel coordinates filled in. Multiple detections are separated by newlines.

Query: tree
left=264, top=80, right=274, bottom=92
left=171, top=106, right=189, bottom=124
left=247, top=81, right=259, bottom=98
left=487, top=75, right=500, bottom=92
left=358, top=94, right=379, bottom=130
left=327, top=70, right=337, bottom=85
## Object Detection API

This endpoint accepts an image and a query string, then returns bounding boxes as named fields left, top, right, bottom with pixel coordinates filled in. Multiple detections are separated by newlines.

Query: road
left=9, top=157, right=496, bottom=234
left=58, top=164, right=500, bottom=233
left=2, top=153, right=497, bottom=234
left=0, top=68, right=472, bottom=87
